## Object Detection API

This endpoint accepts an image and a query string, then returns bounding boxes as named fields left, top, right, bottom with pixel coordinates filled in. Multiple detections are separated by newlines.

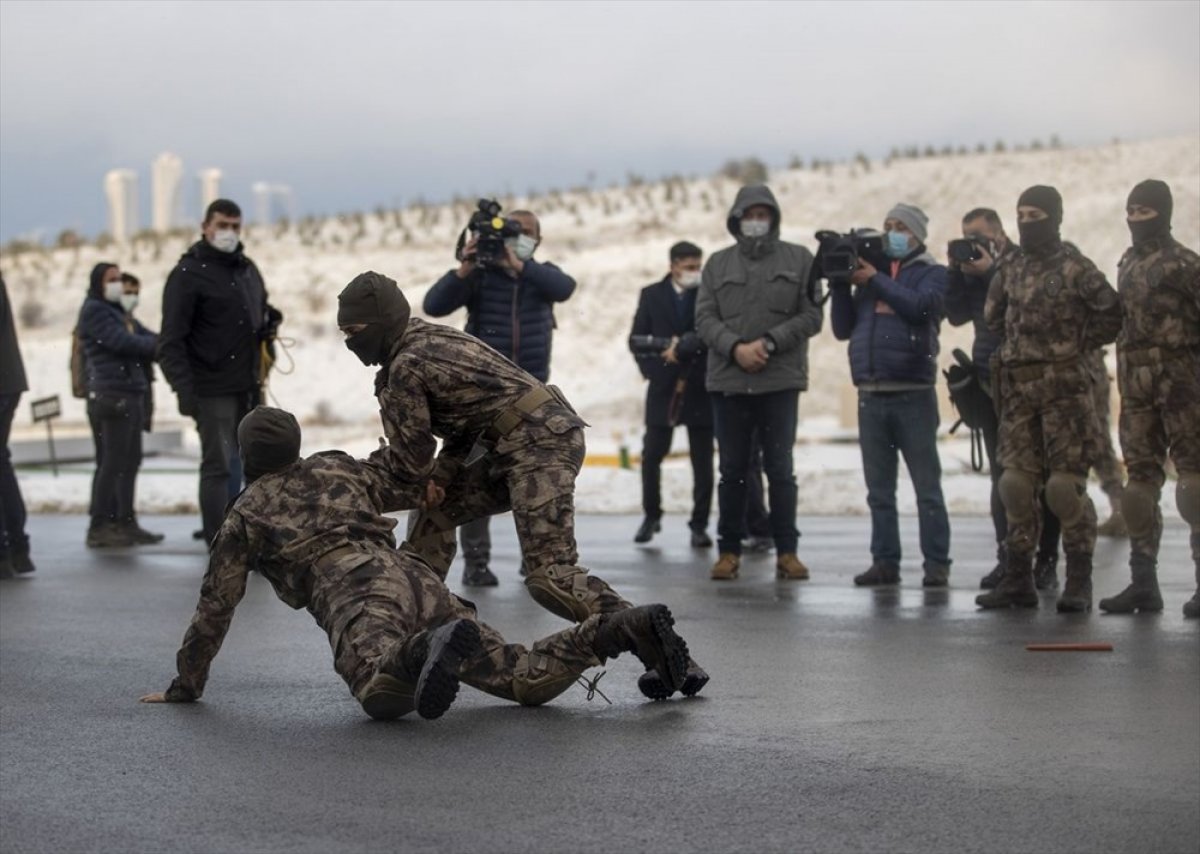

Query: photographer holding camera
left=829, top=204, right=952, bottom=588
left=628, top=241, right=714, bottom=549
left=424, top=201, right=576, bottom=587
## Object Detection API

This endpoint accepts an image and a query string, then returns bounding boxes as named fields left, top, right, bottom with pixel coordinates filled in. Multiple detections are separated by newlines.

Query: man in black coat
left=0, top=274, right=34, bottom=578
left=158, top=199, right=281, bottom=545
left=629, top=242, right=714, bottom=548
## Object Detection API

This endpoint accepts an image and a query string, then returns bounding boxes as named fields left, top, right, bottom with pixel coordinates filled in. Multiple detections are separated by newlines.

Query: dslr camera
left=459, top=198, right=524, bottom=269
left=814, top=229, right=888, bottom=286
left=947, top=236, right=993, bottom=265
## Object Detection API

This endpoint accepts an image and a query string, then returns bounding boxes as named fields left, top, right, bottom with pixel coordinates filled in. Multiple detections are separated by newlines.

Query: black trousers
left=640, top=423, right=714, bottom=532
left=980, top=392, right=1061, bottom=559
left=0, top=392, right=28, bottom=558
left=743, top=431, right=770, bottom=538
left=87, top=391, right=144, bottom=527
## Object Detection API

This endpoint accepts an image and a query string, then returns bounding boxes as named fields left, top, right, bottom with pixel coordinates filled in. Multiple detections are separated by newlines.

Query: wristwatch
left=762, top=336, right=777, bottom=356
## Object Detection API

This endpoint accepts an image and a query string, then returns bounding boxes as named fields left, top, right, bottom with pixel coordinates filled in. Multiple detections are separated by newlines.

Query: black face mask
left=345, top=326, right=387, bottom=366
left=1128, top=216, right=1167, bottom=246
left=1018, top=219, right=1059, bottom=252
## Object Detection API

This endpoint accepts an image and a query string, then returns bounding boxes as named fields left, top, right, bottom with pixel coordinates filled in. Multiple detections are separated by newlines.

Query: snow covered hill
left=4, top=135, right=1198, bottom=446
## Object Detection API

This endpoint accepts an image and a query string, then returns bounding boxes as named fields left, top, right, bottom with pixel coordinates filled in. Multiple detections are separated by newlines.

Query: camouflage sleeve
left=163, top=516, right=252, bottom=701
left=368, top=366, right=438, bottom=484
left=1077, top=259, right=1123, bottom=350
left=355, top=457, right=426, bottom=513
left=984, top=264, right=1008, bottom=338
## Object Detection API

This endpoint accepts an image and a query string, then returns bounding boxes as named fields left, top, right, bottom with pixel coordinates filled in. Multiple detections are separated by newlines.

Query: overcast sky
left=1, top=0, right=1197, bottom=241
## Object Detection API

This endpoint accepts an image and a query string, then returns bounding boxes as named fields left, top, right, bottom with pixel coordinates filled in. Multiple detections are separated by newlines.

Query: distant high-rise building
left=151, top=152, right=184, bottom=233
left=252, top=182, right=294, bottom=226
left=198, top=168, right=223, bottom=216
left=104, top=169, right=139, bottom=244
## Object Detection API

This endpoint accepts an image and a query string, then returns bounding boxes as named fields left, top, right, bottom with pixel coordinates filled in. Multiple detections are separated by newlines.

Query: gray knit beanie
left=886, top=203, right=929, bottom=242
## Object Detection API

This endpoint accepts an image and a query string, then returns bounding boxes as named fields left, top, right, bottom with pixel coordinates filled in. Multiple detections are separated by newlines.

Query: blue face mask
left=885, top=230, right=911, bottom=259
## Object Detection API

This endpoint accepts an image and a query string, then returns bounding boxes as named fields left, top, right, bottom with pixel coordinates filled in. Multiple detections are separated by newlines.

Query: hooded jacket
left=694, top=185, right=823, bottom=395
left=830, top=247, right=947, bottom=388
left=423, top=259, right=575, bottom=383
left=77, top=264, right=158, bottom=395
left=158, top=239, right=275, bottom=401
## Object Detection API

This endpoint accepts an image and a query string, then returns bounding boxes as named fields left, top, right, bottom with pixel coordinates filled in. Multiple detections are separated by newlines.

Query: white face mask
left=740, top=219, right=770, bottom=239
left=103, top=281, right=124, bottom=303
left=676, top=270, right=702, bottom=289
left=507, top=234, right=538, bottom=261
left=119, top=293, right=139, bottom=312
left=210, top=228, right=240, bottom=253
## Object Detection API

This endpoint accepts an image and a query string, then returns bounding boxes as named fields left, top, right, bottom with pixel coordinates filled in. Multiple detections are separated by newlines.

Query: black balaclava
left=1017, top=185, right=1063, bottom=253
left=1127, top=179, right=1173, bottom=245
left=237, top=406, right=302, bottom=483
left=88, top=262, right=117, bottom=299
left=336, top=272, right=412, bottom=366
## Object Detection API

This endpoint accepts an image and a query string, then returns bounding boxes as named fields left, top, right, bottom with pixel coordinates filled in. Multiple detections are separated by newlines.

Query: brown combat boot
left=1099, top=553, right=1163, bottom=614
left=1056, top=553, right=1093, bottom=613
left=976, top=552, right=1038, bottom=609
left=594, top=605, right=689, bottom=694
left=776, top=553, right=810, bottom=580
left=710, top=552, right=740, bottom=580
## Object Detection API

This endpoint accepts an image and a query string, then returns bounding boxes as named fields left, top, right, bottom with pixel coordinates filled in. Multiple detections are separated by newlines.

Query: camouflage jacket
left=369, top=318, right=582, bottom=489
left=984, top=242, right=1122, bottom=367
left=1116, top=235, right=1200, bottom=353
left=165, top=452, right=422, bottom=701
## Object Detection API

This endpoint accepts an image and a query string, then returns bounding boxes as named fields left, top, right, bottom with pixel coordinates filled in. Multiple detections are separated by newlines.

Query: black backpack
left=943, top=349, right=992, bottom=472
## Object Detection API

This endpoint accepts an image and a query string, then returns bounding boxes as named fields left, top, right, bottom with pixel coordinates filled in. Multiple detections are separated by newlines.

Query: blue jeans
left=713, top=389, right=800, bottom=555
left=858, top=389, right=951, bottom=568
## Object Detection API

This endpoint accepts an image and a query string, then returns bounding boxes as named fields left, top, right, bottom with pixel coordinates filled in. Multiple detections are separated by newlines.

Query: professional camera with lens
left=459, top=198, right=524, bottom=269
left=947, top=236, right=992, bottom=265
left=813, top=229, right=888, bottom=285
left=628, top=334, right=675, bottom=355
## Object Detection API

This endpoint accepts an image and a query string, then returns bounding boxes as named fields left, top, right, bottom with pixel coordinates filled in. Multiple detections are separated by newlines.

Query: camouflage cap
left=238, top=406, right=302, bottom=482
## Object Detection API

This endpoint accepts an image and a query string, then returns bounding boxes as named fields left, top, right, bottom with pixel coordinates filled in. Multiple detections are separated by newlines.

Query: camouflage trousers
left=1117, top=349, right=1200, bottom=561
left=1084, top=349, right=1124, bottom=495
left=404, top=423, right=633, bottom=622
left=312, top=545, right=603, bottom=711
left=997, top=360, right=1100, bottom=557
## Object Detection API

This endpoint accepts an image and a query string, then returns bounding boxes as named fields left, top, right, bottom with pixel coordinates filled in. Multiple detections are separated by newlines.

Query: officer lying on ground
left=140, top=407, right=691, bottom=719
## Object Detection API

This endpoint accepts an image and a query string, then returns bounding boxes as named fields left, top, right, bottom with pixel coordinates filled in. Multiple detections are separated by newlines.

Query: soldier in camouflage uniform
left=336, top=272, right=709, bottom=700
left=140, top=407, right=692, bottom=718
left=1099, top=180, right=1200, bottom=618
left=978, top=185, right=1123, bottom=612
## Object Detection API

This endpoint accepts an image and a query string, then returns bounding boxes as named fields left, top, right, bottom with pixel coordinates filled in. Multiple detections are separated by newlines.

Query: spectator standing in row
left=0, top=273, right=33, bottom=578
left=629, top=241, right=713, bottom=549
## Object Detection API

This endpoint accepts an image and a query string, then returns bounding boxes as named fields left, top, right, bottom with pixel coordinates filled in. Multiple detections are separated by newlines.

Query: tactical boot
left=634, top=516, right=661, bottom=544
left=462, top=563, right=499, bottom=587
left=1033, top=553, right=1059, bottom=591
left=854, top=561, right=900, bottom=587
left=123, top=520, right=165, bottom=545
left=1099, top=554, right=1163, bottom=614
left=359, top=674, right=416, bottom=721
left=412, top=620, right=482, bottom=720
left=776, top=553, right=810, bottom=580
left=638, top=658, right=711, bottom=701
left=1056, top=553, right=1093, bottom=613
left=1096, top=510, right=1129, bottom=538
left=976, top=552, right=1038, bottom=609
left=979, top=545, right=1007, bottom=590
left=710, top=553, right=740, bottom=580
left=593, top=605, right=689, bottom=694
left=86, top=522, right=135, bottom=549
left=922, top=562, right=950, bottom=588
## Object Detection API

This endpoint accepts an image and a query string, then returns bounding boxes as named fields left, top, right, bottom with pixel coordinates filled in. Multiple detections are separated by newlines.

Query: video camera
left=813, top=229, right=888, bottom=286
left=459, top=198, right=524, bottom=269
left=947, top=236, right=993, bottom=265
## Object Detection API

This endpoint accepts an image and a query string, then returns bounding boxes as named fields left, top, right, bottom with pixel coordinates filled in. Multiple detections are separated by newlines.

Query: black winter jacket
left=78, top=296, right=157, bottom=395
left=423, top=259, right=575, bottom=382
left=158, top=240, right=276, bottom=400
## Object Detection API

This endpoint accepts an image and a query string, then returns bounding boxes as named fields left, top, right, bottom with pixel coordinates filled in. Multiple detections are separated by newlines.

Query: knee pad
left=1123, top=479, right=1162, bottom=538
left=512, top=650, right=582, bottom=707
left=1044, top=472, right=1087, bottom=526
left=1177, top=473, right=1200, bottom=528
left=998, top=469, right=1038, bottom=525
left=357, top=673, right=416, bottom=721
left=524, top=564, right=594, bottom=623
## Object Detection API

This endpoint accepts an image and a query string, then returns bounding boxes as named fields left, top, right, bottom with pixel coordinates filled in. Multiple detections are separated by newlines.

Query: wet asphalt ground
left=1, top=513, right=1198, bottom=854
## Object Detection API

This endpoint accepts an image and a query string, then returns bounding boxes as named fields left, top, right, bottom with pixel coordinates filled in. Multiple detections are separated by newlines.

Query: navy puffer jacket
left=830, top=251, right=947, bottom=386
left=423, top=259, right=575, bottom=382
left=78, top=264, right=157, bottom=394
